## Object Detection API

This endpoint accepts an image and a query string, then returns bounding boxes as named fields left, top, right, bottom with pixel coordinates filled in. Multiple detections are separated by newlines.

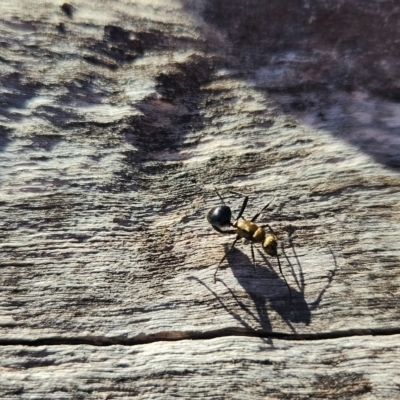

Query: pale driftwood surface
left=0, top=0, right=400, bottom=398
left=1, top=335, right=400, bottom=399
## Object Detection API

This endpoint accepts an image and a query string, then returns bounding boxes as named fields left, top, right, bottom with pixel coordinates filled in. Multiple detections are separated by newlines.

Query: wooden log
left=1, top=335, right=400, bottom=398
left=0, top=0, right=400, bottom=397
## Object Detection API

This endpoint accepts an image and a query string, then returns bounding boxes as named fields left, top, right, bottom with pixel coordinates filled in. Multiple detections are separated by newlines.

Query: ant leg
left=276, top=254, right=292, bottom=302
left=262, top=224, right=292, bottom=301
left=214, top=236, right=239, bottom=283
left=251, top=197, right=275, bottom=222
left=251, top=244, right=256, bottom=273
left=264, top=224, right=276, bottom=235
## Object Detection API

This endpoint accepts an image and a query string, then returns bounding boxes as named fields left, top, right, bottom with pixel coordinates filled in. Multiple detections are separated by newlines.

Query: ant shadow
left=281, top=227, right=338, bottom=312
left=223, top=246, right=310, bottom=333
left=194, top=231, right=337, bottom=341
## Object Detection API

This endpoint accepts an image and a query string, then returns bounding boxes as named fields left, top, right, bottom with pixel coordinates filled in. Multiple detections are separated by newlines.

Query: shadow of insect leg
left=251, top=244, right=256, bottom=273
left=214, top=235, right=239, bottom=283
left=276, top=253, right=292, bottom=302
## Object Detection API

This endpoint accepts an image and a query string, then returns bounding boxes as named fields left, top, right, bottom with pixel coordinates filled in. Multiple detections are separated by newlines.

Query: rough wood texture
left=1, top=335, right=400, bottom=399
left=1, top=0, right=400, bottom=398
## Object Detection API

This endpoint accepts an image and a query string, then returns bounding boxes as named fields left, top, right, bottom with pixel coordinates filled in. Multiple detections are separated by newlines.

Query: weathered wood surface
left=1, top=0, right=400, bottom=398
left=2, top=335, right=400, bottom=399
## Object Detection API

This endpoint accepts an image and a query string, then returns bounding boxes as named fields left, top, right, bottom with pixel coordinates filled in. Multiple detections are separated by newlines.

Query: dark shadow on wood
left=281, top=225, right=338, bottom=311
left=182, top=0, right=400, bottom=170
left=189, top=276, right=273, bottom=343
left=208, top=227, right=338, bottom=334
left=223, top=245, right=310, bottom=332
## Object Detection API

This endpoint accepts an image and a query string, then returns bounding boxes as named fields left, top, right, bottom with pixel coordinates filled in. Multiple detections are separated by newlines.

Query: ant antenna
left=215, top=188, right=226, bottom=205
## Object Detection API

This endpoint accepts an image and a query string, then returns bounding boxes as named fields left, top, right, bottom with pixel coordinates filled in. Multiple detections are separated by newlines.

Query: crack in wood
left=1, top=327, right=400, bottom=347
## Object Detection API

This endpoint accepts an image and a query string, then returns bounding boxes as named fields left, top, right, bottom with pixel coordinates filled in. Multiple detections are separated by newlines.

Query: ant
left=207, top=190, right=292, bottom=300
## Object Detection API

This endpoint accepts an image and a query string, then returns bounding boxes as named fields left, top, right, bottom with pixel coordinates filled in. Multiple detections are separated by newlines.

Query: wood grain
left=1, top=0, right=400, bottom=397
left=1, top=335, right=400, bottom=399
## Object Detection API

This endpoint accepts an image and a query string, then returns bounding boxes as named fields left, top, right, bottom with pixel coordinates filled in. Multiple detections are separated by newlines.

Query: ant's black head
left=207, top=205, right=232, bottom=228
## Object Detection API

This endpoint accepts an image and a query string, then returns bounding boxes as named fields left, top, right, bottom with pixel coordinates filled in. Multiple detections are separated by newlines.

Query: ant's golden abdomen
left=235, top=219, right=265, bottom=243
left=263, top=234, right=278, bottom=257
